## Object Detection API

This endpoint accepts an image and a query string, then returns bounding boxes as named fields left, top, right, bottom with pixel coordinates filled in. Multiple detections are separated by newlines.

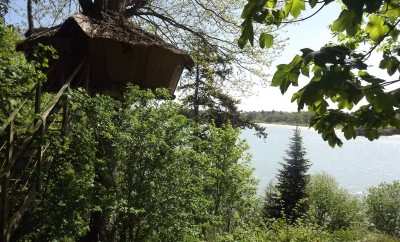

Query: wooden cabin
left=17, top=14, right=194, bottom=97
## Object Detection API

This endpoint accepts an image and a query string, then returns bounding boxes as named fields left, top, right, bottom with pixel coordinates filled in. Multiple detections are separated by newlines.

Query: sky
left=5, top=0, right=26, bottom=25
left=238, top=3, right=341, bottom=112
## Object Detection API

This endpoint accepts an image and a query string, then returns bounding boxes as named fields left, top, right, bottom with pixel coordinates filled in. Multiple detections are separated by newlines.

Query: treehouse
left=17, top=13, right=194, bottom=97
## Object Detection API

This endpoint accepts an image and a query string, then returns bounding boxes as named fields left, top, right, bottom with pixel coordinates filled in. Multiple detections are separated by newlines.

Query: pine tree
left=264, top=127, right=311, bottom=222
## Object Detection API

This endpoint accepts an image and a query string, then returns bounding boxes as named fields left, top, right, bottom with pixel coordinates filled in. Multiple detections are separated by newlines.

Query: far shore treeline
left=242, top=111, right=400, bottom=136
left=242, top=111, right=312, bottom=126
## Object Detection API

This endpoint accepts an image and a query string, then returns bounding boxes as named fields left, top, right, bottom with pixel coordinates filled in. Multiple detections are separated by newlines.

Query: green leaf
left=390, top=28, right=400, bottom=41
left=382, top=2, right=400, bottom=18
left=301, top=63, right=310, bottom=77
left=272, top=64, right=292, bottom=93
left=379, top=56, right=400, bottom=76
left=331, top=10, right=361, bottom=35
left=239, top=19, right=254, bottom=48
left=284, top=0, right=305, bottom=18
left=265, top=0, right=277, bottom=8
left=309, top=0, right=318, bottom=8
left=358, top=71, right=385, bottom=83
left=241, top=1, right=257, bottom=18
left=365, top=129, right=379, bottom=140
left=341, top=0, right=363, bottom=13
left=272, top=55, right=303, bottom=94
left=259, top=33, right=274, bottom=48
left=365, top=15, right=390, bottom=42
left=342, top=125, right=356, bottom=139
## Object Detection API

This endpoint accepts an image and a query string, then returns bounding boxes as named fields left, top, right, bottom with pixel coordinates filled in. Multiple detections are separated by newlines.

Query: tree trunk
left=93, top=0, right=106, bottom=12
left=26, top=0, right=34, bottom=36
left=79, top=0, right=129, bottom=15
left=108, top=0, right=127, bottom=12
left=78, top=0, right=95, bottom=15
left=77, top=212, right=107, bottom=242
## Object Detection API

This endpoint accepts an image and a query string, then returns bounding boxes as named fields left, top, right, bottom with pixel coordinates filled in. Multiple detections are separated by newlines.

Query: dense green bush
left=366, top=181, right=400, bottom=237
left=13, top=87, right=261, bottom=241
left=306, top=173, right=364, bottom=231
left=261, top=219, right=368, bottom=242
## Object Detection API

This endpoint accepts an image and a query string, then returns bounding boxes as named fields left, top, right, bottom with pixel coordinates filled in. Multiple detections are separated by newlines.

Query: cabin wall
left=17, top=17, right=192, bottom=98
left=87, top=38, right=184, bottom=95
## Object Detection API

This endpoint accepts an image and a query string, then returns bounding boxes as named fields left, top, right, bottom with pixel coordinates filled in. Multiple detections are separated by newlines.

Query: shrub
left=366, top=181, right=400, bottom=237
left=306, top=173, right=364, bottom=231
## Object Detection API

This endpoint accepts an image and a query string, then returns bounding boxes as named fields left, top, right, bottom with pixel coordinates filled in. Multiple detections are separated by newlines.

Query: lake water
left=242, top=124, right=400, bottom=194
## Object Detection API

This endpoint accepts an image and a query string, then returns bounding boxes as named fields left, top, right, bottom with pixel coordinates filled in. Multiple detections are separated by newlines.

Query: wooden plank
left=34, top=84, right=42, bottom=114
left=7, top=188, right=36, bottom=241
left=7, top=60, right=84, bottom=171
left=61, top=96, right=70, bottom=137
left=35, top=83, right=43, bottom=192
left=0, top=60, right=84, bottom=241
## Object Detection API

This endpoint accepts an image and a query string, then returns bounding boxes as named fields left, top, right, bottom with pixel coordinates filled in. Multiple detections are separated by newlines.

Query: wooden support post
left=61, top=91, right=70, bottom=137
left=35, top=84, right=41, bottom=114
left=35, top=83, right=42, bottom=193
left=27, top=0, right=34, bottom=36
left=194, top=64, right=200, bottom=121
left=36, top=121, right=45, bottom=193
left=84, top=61, right=91, bottom=95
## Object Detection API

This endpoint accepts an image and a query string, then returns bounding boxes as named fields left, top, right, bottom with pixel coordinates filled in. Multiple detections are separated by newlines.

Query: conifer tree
left=264, top=127, right=311, bottom=222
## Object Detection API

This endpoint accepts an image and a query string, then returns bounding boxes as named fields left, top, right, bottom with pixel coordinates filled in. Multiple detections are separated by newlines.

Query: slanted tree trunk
left=79, top=0, right=145, bottom=17
left=78, top=0, right=95, bottom=15
left=26, top=0, right=34, bottom=36
left=93, top=0, right=106, bottom=12
left=108, top=0, right=127, bottom=12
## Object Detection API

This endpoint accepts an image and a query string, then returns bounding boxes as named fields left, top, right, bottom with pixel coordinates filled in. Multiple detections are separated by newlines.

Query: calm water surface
left=242, top=124, right=400, bottom=194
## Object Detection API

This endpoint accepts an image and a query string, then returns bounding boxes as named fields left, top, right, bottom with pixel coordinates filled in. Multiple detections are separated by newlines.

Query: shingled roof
left=17, top=13, right=194, bottom=97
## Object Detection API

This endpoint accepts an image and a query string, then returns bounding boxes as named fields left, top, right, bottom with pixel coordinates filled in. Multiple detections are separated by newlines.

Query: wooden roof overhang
left=17, top=14, right=194, bottom=97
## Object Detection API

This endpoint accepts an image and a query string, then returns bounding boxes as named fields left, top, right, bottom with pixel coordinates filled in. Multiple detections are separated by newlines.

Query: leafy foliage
left=366, top=181, right=400, bottom=237
left=0, top=24, right=38, bottom=121
left=306, top=173, right=364, bottom=231
left=5, top=85, right=262, bottom=241
left=239, top=0, right=400, bottom=146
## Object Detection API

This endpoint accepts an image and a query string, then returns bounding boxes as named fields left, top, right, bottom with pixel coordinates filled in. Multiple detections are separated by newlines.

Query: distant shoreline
left=257, top=122, right=400, bottom=138
left=242, top=111, right=400, bottom=137
left=256, top=122, right=308, bottom=127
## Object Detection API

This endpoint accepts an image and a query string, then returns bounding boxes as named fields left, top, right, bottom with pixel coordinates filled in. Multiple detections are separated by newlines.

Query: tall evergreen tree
left=264, top=127, right=311, bottom=222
